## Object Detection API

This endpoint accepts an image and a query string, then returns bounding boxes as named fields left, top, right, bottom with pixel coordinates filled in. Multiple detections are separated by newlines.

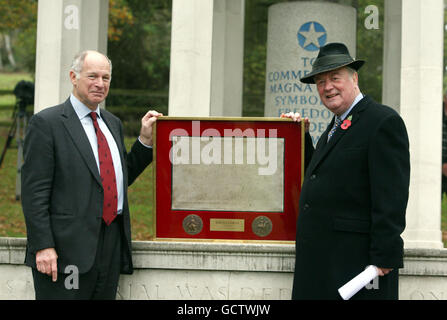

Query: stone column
left=168, top=0, right=245, bottom=117
left=34, top=0, right=109, bottom=113
left=383, top=0, right=444, bottom=249
left=381, top=0, right=402, bottom=112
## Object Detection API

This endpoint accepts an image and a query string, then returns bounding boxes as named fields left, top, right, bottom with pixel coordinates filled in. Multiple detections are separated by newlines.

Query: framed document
left=152, top=117, right=304, bottom=242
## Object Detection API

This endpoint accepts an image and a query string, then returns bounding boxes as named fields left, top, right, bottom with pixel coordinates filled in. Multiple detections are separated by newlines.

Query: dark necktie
left=90, top=112, right=118, bottom=226
left=327, top=116, right=342, bottom=141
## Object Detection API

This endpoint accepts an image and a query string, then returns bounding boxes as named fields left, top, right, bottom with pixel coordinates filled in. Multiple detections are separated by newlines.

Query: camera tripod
left=0, top=80, right=34, bottom=201
left=0, top=100, right=29, bottom=200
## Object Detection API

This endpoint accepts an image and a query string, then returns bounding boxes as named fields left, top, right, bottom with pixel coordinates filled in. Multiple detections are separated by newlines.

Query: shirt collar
left=70, top=94, right=100, bottom=120
left=339, top=92, right=364, bottom=120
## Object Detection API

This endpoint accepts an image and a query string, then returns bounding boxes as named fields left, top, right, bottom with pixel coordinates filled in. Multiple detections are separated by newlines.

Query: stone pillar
left=34, top=0, right=109, bottom=113
left=383, top=0, right=444, bottom=249
left=168, top=0, right=245, bottom=117
left=264, top=2, right=356, bottom=146
left=381, top=0, right=402, bottom=112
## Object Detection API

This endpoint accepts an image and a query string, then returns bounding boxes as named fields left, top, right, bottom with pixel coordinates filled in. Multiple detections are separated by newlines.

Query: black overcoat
left=292, top=95, right=410, bottom=300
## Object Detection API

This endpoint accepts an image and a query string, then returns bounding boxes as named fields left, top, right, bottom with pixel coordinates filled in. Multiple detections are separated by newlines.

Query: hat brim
left=300, top=60, right=365, bottom=84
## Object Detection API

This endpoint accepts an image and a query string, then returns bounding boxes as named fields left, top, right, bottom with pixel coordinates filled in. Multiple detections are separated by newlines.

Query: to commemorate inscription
left=183, top=214, right=203, bottom=235
left=252, top=216, right=273, bottom=237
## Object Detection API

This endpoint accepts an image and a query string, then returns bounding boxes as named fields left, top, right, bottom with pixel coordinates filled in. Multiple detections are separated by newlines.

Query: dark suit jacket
left=292, top=95, right=410, bottom=300
left=21, top=98, right=153, bottom=274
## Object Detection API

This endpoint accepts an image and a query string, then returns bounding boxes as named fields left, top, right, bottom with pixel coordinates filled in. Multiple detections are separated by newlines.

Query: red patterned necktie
left=90, top=112, right=118, bottom=226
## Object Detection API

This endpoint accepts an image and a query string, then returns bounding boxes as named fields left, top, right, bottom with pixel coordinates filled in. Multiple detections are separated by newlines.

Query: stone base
left=1, top=238, right=446, bottom=300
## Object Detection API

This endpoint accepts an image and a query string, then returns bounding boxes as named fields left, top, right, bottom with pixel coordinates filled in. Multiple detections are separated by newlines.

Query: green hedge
left=2, top=88, right=266, bottom=136
left=104, top=89, right=169, bottom=136
left=106, top=89, right=168, bottom=111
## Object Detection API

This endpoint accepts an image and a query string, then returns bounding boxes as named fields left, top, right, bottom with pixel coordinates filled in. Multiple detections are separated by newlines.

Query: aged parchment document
left=171, top=136, right=284, bottom=212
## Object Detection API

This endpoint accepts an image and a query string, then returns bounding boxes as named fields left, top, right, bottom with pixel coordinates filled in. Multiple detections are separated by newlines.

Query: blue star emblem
left=297, top=21, right=327, bottom=51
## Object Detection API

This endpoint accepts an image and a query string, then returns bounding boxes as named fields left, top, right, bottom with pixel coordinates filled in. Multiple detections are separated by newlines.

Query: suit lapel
left=307, top=95, right=370, bottom=174
left=100, top=110, right=129, bottom=189
left=60, top=99, right=102, bottom=186
left=305, top=117, right=332, bottom=175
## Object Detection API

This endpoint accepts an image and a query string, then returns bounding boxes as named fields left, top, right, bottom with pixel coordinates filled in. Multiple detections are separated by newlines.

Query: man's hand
left=377, top=267, right=393, bottom=276
left=36, top=248, right=58, bottom=282
left=280, top=112, right=310, bottom=132
left=139, top=110, right=163, bottom=146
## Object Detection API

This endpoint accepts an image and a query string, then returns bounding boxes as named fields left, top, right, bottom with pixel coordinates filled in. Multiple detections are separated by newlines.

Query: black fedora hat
left=300, top=42, right=365, bottom=84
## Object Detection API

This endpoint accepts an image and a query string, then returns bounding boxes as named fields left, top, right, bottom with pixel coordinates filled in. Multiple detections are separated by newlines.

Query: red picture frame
left=152, top=117, right=304, bottom=242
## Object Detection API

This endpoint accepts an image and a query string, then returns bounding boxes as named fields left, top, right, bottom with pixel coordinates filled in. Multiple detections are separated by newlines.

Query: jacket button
left=310, top=174, right=316, bottom=180
left=303, top=204, right=310, bottom=210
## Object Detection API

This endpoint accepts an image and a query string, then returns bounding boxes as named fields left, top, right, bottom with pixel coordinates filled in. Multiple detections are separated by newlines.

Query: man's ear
left=352, top=71, right=359, bottom=87
left=69, top=70, right=77, bottom=86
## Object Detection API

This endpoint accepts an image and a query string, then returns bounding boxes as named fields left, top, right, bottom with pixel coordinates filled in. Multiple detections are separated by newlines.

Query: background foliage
left=242, top=0, right=384, bottom=117
left=0, top=0, right=385, bottom=115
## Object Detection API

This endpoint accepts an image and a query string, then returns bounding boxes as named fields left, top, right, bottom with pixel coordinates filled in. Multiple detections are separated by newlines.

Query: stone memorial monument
left=1, top=0, right=446, bottom=300
left=264, top=1, right=356, bottom=145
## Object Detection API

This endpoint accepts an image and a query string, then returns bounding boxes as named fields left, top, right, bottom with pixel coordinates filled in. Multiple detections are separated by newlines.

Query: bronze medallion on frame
left=182, top=214, right=203, bottom=235
left=251, top=216, right=273, bottom=237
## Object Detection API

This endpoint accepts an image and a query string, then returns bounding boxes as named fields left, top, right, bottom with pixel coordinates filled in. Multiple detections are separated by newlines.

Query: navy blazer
left=21, top=98, right=153, bottom=274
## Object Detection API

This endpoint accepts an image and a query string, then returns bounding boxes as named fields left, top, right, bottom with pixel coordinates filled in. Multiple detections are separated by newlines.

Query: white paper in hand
left=338, top=265, right=379, bottom=300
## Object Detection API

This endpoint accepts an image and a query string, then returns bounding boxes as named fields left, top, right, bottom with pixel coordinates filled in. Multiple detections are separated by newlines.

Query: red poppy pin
left=341, top=115, right=352, bottom=130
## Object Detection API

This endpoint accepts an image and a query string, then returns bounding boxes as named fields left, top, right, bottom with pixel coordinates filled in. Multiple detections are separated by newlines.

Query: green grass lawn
left=0, top=72, right=33, bottom=90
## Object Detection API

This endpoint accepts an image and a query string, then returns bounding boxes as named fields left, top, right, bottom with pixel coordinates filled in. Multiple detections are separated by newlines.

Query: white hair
left=70, top=50, right=112, bottom=79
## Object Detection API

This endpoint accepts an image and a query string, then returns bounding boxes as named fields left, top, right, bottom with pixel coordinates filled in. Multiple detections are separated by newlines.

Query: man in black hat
left=282, top=42, right=410, bottom=299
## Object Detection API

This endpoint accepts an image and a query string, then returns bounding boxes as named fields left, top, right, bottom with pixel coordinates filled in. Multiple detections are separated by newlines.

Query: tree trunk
left=4, top=33, right=16, bottom=68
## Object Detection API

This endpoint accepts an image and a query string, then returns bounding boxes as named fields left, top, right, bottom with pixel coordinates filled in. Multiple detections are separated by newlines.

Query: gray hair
left=70, top=50, right=112, bottom=79
left=345, top=66, right=357, bottom=77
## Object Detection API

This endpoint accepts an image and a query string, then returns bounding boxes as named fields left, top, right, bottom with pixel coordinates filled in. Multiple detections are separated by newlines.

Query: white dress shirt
left=70, top=94, right=124, bottom=214
left=339, top=92, right=364, bottom=120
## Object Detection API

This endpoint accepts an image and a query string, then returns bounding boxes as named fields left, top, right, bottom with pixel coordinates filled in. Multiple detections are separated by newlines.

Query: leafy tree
left=354, top=0, right=384, bottom=102
left=108, top=0, right=134, bottom=42
left=0, top=0, right=138, bottom=74
left=242, top=0, right=385, bottom=117
left=243, top=0, right=288, bottom=116
left=107, top=0, right=172, bottom=92
left=0, top=0, right=36, bottom=32
left=0, top=0, right=37, bottom=71
left=444, top=0, right=447, bottom=93
left=0, top=0, right=433, bottom=111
